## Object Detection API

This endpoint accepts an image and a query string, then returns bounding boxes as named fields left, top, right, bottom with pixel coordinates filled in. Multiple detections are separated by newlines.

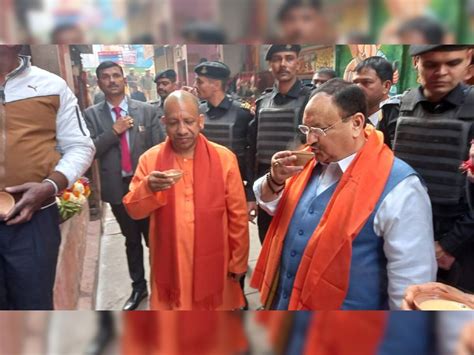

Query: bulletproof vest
left=393, top=87, right=474, bottom=206
left=201, top=101, right=247, bottom=158
left=256, top=89, right=308, bottom=166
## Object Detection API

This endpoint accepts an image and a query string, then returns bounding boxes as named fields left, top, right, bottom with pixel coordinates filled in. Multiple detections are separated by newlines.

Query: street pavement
left=96, top=204, right=263, bottom=310
left=46, top=204, right=269, bottom=354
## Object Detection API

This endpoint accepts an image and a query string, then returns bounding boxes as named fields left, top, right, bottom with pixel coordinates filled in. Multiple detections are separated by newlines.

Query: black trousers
left=110, top=177, right=149, bottom=292
left=0, top=204, right=61, bottom=310
left=257, top=206, right=273, bottom=245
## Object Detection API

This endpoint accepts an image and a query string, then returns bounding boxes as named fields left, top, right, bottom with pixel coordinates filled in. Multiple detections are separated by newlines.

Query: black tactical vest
left=393, top=87, right=474, bottom=206
left=256, top=88, right=309, bottom=166
left=202, top=101, right=247, bottom=158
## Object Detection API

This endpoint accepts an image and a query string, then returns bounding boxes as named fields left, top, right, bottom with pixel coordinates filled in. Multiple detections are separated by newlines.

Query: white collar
left=107, top=97, right=128, bottom=112
left=320, top=152, right=357, bottom=173
left=368, top=109, right=382, bottom=126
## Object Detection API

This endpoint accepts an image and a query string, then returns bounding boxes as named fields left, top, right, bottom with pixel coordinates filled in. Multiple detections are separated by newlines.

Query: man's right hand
left=181, top=86, right=198, bottom=97
left=147, top=171, right=176, bottom=192
left=112, top=115, right=134, bottom=135
left=3, top=182, right=56, bottom=225
left=270, top=151, right=304, bottom=183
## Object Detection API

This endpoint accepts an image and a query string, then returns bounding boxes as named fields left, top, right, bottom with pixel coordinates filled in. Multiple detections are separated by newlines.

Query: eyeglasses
left=298, top=113, right=355, bottom=137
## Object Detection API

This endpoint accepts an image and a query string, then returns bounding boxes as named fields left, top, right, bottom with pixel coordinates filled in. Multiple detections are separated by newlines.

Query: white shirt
left=106, top=98, right=130, bottom=145
left=106, top=98, right=132, bottom=177
left=368, top=109, right=382, bottom=127
left=254, top=154, right=437, bottom=310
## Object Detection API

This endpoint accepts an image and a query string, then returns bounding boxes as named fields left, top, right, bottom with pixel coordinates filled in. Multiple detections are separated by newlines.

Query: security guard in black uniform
left=194, top=61, right=254, bottom=205
left=393, top=45, right=474, bottom=292
left=151, top=69, right=177, bottom=112
left=248, top=44, right=313, bottom=243
left=194, top=61, right=254, bottom=309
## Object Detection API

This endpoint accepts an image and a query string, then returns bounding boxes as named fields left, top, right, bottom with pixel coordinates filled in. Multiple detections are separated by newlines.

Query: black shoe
left=239, top=295, right=249, bottom=311
left=84, top=329, right=115, bottom=355
left=122, top=289, right=148, bottom=311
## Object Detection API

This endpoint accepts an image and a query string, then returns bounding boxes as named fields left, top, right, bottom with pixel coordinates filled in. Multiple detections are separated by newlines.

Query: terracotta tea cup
left=291, top=151, right=314, bottom=166
left=0, top=191, right=15, bottom=216
left=164, top=169, right=184, bottom=183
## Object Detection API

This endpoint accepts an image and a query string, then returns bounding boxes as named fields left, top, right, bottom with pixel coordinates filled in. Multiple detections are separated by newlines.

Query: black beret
left=409, top=45, right=471, bottom=56
left=265, top=44, right=302, bottom=61
left=154, top=69, right=177, bottom=82
left=194, top=61, right=230, bottom=79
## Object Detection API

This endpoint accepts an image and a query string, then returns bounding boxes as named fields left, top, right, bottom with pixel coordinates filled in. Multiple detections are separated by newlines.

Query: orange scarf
left=304, top=312, right=388, bottom=355
left=250, top=127, right=393, bottom=309
left=153, top=134, right=226, bottom=309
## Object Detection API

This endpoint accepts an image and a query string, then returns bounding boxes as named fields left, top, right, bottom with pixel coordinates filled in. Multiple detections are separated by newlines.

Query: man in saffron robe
left=250, top=78, right=437, bottom=310
left=123, top=90, right=249, bottom=310
left=121, top=312, right=249, bottom=354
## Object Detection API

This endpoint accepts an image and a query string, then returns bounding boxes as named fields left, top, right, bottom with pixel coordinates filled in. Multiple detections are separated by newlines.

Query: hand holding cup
left=147, top=169, right=183, bottom=192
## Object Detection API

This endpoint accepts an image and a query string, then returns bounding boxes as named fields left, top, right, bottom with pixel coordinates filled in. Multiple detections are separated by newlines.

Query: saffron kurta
left=122, top=312, right=249, bottom=355
left=123, top=141, right=249, bottom=310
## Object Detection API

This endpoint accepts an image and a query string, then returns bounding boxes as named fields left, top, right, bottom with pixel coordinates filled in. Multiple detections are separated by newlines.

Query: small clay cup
left=292, top=151, right=314, bottom=166
left=164, top=169, right=184, bottom=183
left=0, top=191, right=15, bottom=216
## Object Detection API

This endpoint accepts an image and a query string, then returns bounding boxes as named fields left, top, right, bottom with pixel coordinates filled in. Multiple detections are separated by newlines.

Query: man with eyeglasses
left=393, top=45, right=474, bottom=293
left=250, top=78, right=436, bottom=310
left=248, top=44, right=313, bottom=244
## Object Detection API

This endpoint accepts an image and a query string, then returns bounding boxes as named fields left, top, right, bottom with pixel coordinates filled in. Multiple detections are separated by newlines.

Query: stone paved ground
left=95, top=204, right=262, bottom=311
left=46, top=205, right=269, bottom=354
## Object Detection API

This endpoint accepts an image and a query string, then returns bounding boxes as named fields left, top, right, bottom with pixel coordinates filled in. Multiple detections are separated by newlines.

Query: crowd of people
left=0, top=41, right=473, bottom=353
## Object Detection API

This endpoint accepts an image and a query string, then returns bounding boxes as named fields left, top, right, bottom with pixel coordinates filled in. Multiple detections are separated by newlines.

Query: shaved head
left=161, top=90, right=204, bottom=156
left=163, top=90, right=200, bottom=117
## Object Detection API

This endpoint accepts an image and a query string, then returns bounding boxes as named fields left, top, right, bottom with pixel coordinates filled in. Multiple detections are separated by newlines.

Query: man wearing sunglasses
left=251, top=78, right=436, bottom=310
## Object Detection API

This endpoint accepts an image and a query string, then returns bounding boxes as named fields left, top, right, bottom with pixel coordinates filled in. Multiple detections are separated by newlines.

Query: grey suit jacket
left=84, top=97, right=165, bottom=204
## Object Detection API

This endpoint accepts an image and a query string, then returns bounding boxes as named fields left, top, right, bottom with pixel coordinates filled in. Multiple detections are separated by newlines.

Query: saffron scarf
left=153, top=134, right=226, bottom=309
left=304, top=312, right=388, bottom=355
left=251, top=126, right=394, bottom=309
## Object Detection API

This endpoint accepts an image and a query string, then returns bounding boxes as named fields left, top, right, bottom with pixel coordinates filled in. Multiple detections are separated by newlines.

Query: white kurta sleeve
left=374, top=174, right=437, bottom=310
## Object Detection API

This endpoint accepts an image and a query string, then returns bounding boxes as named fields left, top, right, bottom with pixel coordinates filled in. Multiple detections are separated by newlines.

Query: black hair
left=396, top=16, right=446, bottom=44
left=354, top=56, right=394, bottom=83
left=96, top=61, right=124, bottom=79
left=311, top=78, right=368, bottom=121
left=315, top=67, right=337, bottom=78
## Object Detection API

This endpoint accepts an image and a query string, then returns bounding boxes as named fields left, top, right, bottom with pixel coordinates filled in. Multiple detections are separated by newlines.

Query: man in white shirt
left=352, top=56, right=400, bottom=148
left=250, top=78, right=436, bottom=310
